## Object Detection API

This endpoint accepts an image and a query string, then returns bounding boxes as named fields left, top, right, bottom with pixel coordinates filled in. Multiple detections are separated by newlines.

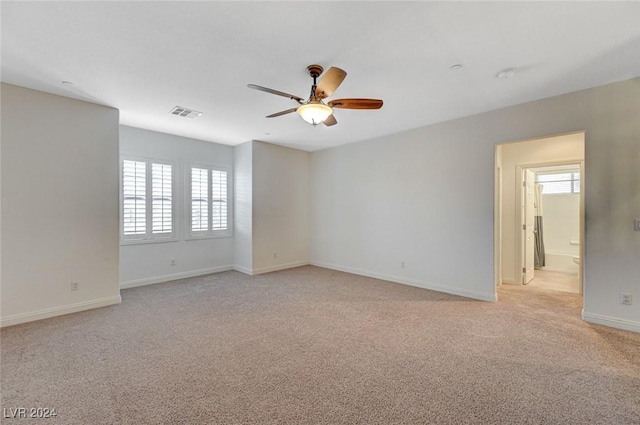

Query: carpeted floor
left=2, top=266, right=639, bottom=424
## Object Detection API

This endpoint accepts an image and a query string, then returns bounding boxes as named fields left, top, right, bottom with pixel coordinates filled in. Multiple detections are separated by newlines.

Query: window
left=536, top=171, right=580, bottom=194
left=191, top=167, right=209, bottom=232
left=122, top=160, right=146, bottom=235
left=189, top=165, right=230, bottom=238
left=121, top=157, right=175, bottom=242
left=152, top=163, right=173, bottom=233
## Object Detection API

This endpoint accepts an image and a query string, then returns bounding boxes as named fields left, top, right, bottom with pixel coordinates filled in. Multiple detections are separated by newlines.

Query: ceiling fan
left=248, top=64, right=383, bottom=127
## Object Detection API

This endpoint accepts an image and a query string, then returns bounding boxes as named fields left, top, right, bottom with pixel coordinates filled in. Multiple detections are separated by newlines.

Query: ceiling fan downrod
left=307, top=64, right=324, bottom=102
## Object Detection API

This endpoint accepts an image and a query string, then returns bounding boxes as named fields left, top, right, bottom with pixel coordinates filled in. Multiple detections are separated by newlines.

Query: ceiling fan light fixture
left=297, top=102, right=332, bottom=126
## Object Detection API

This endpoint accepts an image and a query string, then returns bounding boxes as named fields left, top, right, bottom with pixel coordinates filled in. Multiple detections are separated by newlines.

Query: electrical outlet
left=634, top=219, right=640, bottom=231
left=70, top=281, right=80, bottom=291
left=400, top=261, right=405, bottom=269
left=620, top=293, right=633, bottom=305
left=273, top=252, right=277, bottom=259
left=171, top=258, right=176, bottom=266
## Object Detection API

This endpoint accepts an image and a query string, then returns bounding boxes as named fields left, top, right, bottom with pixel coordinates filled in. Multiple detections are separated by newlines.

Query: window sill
left=120, top=237, right=179, bottom=246
left=185, top=232, right=233, bottom=241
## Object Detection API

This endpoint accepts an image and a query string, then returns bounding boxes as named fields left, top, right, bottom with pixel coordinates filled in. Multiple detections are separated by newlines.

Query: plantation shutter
left=211, top=170, right=228, bottom=230
left=122, top=160, right=146, bottom=235
left=191, top=167, right=209, bottom=232
left=152, top=163, right=172, bottom=234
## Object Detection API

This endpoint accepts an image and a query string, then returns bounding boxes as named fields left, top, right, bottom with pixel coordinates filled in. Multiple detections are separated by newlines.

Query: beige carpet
left=2, top=266, right=639, bottom=424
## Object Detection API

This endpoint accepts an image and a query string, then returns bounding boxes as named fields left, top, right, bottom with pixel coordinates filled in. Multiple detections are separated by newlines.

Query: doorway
left=520, top=162, right=583, bottom=293
left=494, top=132, right=585, bottom=302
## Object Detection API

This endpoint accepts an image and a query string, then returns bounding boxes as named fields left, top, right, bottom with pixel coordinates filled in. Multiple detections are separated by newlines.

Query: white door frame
left=494, top=161, right=503, bottom=298
left=521, top=168, right=536, bottom=284
left=515, top=159, right=585, bottom=293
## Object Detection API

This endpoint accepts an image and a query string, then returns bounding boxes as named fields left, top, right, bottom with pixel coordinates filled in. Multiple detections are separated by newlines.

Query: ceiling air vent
left=169, top=106, right=203, bottom=119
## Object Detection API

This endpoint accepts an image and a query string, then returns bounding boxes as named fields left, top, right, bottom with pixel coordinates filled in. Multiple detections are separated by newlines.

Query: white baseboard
left=502, top=278, right=517, bottom=285
left=311, top=261, right=496, bottom=302
left=582, top=310, right=640, bottom=334
left=1, top=295, right=122, bottom=328
left=233, top=264, right=253, bottom=275
left=252, top=261, right=309, bottom=275
left=120, top=265, right=234, bottom=289
left=234, top=261, right=309, bottom=276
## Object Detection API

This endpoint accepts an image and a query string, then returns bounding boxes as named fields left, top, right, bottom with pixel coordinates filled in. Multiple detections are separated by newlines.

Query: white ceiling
left=2, top=1, right=639, bottom=152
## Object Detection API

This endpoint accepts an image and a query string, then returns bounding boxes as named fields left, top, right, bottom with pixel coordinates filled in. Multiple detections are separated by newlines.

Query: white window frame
left=120, top=155, right=177, bottom=245
left=186, top=163, right=233, bottom=240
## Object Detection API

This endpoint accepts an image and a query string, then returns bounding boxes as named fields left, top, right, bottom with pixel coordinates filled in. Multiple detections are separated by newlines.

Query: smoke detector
left=169, top=106, right=203, bottom=119
left=496, top=68, right=516, bottom=79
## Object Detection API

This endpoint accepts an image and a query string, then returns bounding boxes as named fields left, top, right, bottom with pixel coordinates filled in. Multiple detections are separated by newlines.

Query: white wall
left=542, top=193, right=580, bottom=274
left=233, top=141, right=253, bottom=273
left=310, top=78, right=640, bottom=332
left=1, top=84, right=121, bottom=326
left=310, top=126, right=497, bottom=302
left=232, top=141, right=310, bottom=274
left=252, top=141, right=309, bottom=274
left=119, top=126, right=234, bottom=286
left=499, top=133, right=584, bottom=283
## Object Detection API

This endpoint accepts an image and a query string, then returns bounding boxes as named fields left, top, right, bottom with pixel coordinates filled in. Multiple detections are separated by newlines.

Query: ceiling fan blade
left=328, top=98, right=383, bottom=110
left=323, top=114, right=337, bottom=127
left=315, top=67, right=347, bottom=99
left=266, top=107, right=298, bottom=118
left=248, top=84, right=304, bottom=102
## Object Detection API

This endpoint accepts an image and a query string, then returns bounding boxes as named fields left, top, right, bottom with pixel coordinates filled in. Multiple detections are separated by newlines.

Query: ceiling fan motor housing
left=306, top=64, right=324, bottom=78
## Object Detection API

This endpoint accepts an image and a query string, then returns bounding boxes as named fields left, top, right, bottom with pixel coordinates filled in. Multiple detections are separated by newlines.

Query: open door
left=522, top=169, right=536, bottom=284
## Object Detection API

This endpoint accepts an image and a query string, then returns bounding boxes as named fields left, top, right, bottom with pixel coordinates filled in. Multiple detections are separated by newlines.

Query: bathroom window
left=536, top=172, right=580, bottom=194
